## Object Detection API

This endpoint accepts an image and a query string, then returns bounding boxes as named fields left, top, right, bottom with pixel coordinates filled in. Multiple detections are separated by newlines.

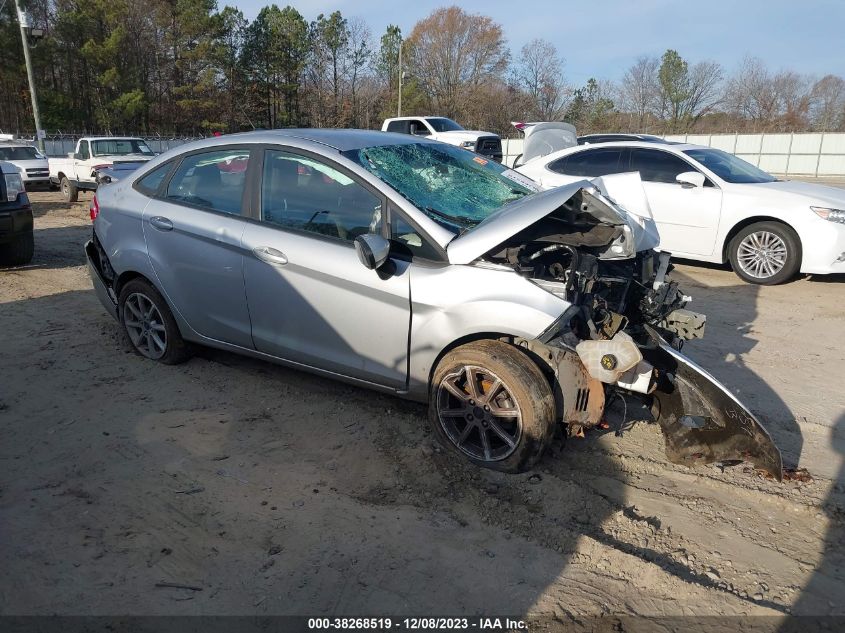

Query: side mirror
left=354, top=234, right=390, bottom=270
left=676, top=171, right=705, bottom=188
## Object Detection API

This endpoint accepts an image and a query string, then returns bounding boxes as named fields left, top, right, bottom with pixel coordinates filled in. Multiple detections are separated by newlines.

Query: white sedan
left=516, top=141, right=845, bottom=284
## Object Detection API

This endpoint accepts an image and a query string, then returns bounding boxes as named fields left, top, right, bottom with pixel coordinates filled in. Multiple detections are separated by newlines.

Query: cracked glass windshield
left=343, top=142, right=539, bottom=232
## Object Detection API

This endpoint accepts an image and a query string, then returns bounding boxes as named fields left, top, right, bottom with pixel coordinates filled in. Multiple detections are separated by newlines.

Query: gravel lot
left=1, top=191, right=844, bottom=621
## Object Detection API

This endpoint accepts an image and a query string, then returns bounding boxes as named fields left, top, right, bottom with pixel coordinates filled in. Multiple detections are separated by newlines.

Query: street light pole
left=397, top=41, right=403, bottom=118
left=14, top=0, right=45, bottom=151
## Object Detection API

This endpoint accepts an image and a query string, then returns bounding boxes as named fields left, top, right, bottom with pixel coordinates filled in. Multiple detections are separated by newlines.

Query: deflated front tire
left=429, top=339, right=556, bottom=473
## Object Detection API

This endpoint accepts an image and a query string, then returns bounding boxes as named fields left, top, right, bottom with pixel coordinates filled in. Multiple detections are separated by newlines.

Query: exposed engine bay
left=482, top=186, right=783, bottom=480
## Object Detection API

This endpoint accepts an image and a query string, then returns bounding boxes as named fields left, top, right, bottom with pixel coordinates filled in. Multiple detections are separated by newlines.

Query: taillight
left=90, top=194, right=99, bottom=221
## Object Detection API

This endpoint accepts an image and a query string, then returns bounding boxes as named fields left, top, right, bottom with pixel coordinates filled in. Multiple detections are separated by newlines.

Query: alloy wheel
left=123, top=292, right=167, bottom=360
left=436, top=365, right=522, bottom=462
left=736, top=230, right=788, bottom=279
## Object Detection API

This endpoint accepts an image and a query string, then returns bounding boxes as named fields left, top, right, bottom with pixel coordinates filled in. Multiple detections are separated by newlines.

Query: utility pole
left=14, top=0, right=45, bottom=152
left=397, top=40, right=403, bottom=118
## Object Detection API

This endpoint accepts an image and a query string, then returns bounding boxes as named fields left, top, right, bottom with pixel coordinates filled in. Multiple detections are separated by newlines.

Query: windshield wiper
left=424, top=206, right=479, bottom=228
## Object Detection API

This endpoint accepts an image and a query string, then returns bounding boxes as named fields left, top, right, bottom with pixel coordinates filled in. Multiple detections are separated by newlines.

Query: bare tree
left=406, top=6, right=509, bottom=118
left=811, top=74, right=845, bottom=131
left=513, top=38, right=566, bottom=120
left=618, top=55, right=660, bottom=129
left=724, top=56, right=778, bottom=127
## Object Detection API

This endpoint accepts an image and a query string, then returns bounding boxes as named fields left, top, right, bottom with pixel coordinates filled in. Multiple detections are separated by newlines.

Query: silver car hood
left=447, top=174, right=662, bottom=265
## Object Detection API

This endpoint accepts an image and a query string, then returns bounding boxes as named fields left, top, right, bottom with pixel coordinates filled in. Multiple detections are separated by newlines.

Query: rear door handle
left=253, top=246, right=288, bottom=266
left=149, top=216, right=173, bottom=231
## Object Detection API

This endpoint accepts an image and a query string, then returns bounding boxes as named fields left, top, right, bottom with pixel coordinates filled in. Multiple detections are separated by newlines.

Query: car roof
left=84, top=137, right=145, bottom=141
left=564, top=140, right=704, bottom=152
left=194, top=129, right=438, bottom=152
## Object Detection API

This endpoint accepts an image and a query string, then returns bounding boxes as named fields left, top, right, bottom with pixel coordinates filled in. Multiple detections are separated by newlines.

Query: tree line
left=1, top=2, right=843, bottom=137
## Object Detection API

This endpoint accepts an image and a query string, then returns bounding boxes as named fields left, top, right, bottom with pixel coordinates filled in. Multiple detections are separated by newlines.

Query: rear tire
left=118, top=278, right=191, bottom=365
left=429, top=339, right=556, bottom=473
left=1, top=231, right=34, bottom=266
left=728, top=221, right=801, bottom=285
left=61, top=176, right=78, bottom=203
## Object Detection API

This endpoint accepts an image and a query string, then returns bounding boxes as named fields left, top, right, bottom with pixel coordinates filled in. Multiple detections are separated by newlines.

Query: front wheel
left=118, top=278, right=191, bottom=364
left=429, top=339, right=556, bottom=473
left=60, top=177, right=78, bottom=203
left=728, top=221, right=801, bottom=285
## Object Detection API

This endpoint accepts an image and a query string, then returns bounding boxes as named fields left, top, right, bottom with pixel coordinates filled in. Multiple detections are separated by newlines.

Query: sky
left=236, top=0, right=845, bottom=83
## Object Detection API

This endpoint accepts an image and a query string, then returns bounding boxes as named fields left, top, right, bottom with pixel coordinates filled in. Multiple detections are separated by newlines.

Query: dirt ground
left=1, top=190, right=844, bottom=622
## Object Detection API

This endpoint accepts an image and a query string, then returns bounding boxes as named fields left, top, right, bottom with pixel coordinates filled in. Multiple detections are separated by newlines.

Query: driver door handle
left=253, top=246, right=288, bottom=266
left=149, top=216, right=173, bottom=231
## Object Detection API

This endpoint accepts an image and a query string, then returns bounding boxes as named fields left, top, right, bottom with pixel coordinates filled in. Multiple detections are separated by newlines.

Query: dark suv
left=0, top=161, right=34, bottom=266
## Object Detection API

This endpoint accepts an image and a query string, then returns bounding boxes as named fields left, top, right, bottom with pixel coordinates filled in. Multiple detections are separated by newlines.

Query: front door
left=628, top=148, right=723, bottom=257
left=241, top=148, right=410, bottom=389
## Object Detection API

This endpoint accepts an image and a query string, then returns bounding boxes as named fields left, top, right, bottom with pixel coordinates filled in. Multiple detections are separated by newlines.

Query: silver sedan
left=85, top=129, right=782, bottom=478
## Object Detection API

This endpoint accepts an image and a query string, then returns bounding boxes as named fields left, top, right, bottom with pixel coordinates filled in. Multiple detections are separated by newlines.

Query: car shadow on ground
left=781, top=413, right=845, bottom=629
left=670, top=266, right=804, bottom=469
left=0, top=224, right=90, bottom=272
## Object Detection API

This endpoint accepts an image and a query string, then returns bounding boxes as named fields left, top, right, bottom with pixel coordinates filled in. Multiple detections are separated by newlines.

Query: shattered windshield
left=343, top=142, right=539, bottom=232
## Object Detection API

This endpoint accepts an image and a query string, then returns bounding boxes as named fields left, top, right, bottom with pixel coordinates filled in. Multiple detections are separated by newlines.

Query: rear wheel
left=729, top=221, right=801, bottom=285
left=1, top=231, right=34, bottom=266
left=60, top=176, right=78, bottom=203
left=118, top=278, right=191, bottom=364
left=429, top=339, right=556, bottom=473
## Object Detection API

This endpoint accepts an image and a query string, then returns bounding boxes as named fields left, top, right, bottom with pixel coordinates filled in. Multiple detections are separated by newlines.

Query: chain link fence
left=7, top=133, right=202, bottom=157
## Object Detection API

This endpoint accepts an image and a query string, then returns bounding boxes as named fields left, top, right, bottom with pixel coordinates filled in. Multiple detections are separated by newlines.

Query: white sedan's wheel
left=729, top=221, right=801, bottom=285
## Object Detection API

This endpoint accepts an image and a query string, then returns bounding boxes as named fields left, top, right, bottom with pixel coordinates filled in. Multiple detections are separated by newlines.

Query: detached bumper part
left=85, top=239, right=119, bottom=321
left=644, top=325, right=783, bottom=481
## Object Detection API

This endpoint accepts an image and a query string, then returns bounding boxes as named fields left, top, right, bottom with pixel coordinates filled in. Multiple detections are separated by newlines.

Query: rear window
left=165, top=149, right=250, bottom=215
left=135, top=162, right=173, bottom=196
left=549, top=148, right=624, bottom=177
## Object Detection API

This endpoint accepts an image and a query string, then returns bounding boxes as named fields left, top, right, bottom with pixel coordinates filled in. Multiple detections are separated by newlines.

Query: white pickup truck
left=381, top=116, right=503, bottom=162
left=49, top=137, right=155, bottom=201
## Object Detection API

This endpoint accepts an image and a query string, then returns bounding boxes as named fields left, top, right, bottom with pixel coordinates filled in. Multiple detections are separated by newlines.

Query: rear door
left=142, top=146, right=254, bottom=347
left=627, top=148, right=722, bottom=256
left=241, top=147, right=411, bottom=389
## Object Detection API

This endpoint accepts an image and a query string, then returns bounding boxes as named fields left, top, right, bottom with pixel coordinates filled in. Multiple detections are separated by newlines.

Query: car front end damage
left=475, top=180, right=783, bottom=480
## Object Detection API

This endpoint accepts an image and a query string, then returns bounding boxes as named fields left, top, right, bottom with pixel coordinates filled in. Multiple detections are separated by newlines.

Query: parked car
left=516, top=141, right=845, bottom=284
left=0, top=161, right=34, bottom=266
left=85, top=129, right=782, bottom=479
left=578, top=133, right=671, bottom=145
left=49, top=136, right=155, bottom=202
left=381, top=116, right=503, bottom=162
left=0, top=141, right=50, bottom=188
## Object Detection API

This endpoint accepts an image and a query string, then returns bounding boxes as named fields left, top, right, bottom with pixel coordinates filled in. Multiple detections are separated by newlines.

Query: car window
left=135, top=162, right=172, bottom=196
left=0, top=145, right=40, bottom=160
left=92, top=139, right=154, bottom=157
left=76, top=142, right=90, bottom=160
left=261, top=149, right=383, bottom=242
left=409, top=120, right=430, bottom=136
left=389, top=206, right=441, bottom=260
left=386, top=120, right=409, bottom=134
left=165, top=148, right=250, bottom=214
left=630, top=148, right=695, bottom=184
left=548, top=148, right=623, bottom=177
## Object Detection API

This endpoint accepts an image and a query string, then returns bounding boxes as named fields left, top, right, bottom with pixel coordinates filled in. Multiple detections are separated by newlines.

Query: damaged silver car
left=85, top=129, right=783, bottom=479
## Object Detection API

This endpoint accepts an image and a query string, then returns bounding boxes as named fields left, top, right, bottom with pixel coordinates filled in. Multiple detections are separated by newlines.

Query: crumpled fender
left=644, top=325, right=783, bottom=481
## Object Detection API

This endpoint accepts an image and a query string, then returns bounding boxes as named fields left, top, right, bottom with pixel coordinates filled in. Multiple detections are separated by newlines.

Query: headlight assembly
left=811, top=206, right=845, bottom=224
